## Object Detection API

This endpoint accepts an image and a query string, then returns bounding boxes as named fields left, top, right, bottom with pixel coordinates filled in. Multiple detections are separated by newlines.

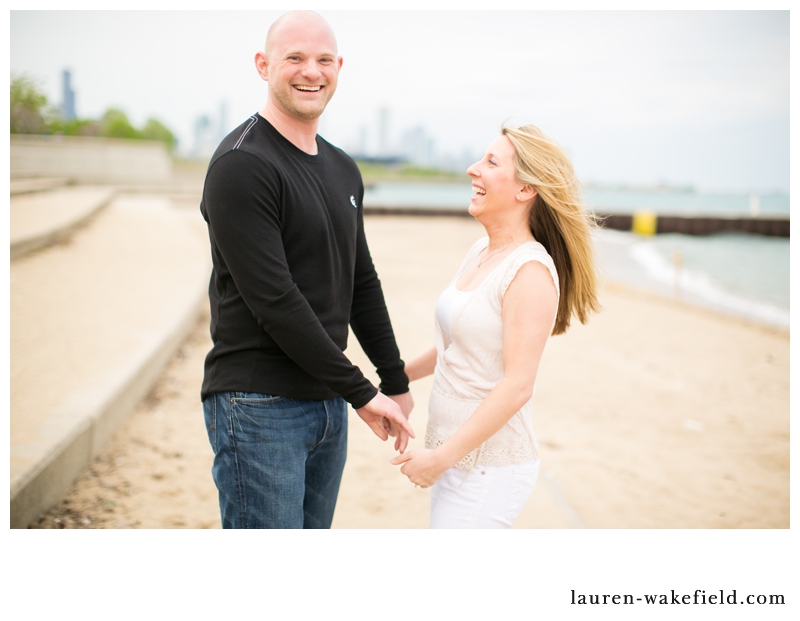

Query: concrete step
left=10, top=186, right=117, bottom=260
left=116, top=184, right=204, bottom=210
left=10, top=177, right=73, bottom=196
left=10, top=194, right=211, bottom=528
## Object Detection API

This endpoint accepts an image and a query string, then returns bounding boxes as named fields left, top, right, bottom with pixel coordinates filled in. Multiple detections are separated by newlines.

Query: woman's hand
left=390, top=448, right=449, bottom=488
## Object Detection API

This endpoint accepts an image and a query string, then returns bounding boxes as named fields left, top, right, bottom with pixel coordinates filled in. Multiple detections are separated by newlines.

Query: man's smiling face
left=262, top=16, right=343, bottom=122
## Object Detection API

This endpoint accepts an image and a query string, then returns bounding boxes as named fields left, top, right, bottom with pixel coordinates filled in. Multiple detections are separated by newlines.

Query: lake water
left=363, top=183, right=790, bottom=329
left=594, top=229, right=789, bottom=329
left=585, top=188, right=789, bottom=216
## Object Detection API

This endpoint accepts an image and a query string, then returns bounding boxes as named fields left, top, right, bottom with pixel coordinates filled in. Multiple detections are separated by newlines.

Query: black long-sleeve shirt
left=200, top=114, right=408, bottom=408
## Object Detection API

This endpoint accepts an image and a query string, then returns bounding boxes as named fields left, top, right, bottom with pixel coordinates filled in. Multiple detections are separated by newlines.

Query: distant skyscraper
left=61, top=69, right=76, bottom=121
left=400, top=126, right=435, bottom=168
left=218, top=101, right=228, bottom=143
left=377, top=107, right=389, bottom=157
left=192, top=115, right=214, bottom=158
left=358, top=126, right=368, bottom=157
left=439, top=147, right=478, bottom=175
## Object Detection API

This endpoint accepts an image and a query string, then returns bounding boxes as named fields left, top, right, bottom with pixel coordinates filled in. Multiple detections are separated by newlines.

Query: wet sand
left=29, top=216, right=789, bottom=529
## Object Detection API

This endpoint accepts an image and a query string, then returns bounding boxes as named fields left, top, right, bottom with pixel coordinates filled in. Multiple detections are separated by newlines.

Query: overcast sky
left=10, top=9, right=790, bottom=193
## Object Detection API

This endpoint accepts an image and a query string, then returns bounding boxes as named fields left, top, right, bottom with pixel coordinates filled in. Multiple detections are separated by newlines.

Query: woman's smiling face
left=466, top=135, right=525, bottom=217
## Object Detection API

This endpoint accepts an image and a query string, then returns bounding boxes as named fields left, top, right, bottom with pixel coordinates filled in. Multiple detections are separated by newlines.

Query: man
left=200, top=11, right=414, bottom=529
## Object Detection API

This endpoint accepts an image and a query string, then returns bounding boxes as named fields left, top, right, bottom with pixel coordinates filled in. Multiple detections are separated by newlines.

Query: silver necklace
left=478, top=240, right=519, bottom=267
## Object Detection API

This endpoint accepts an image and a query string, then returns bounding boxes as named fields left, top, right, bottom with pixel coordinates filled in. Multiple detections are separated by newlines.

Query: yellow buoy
left=632, top=210, right=657, bottom=236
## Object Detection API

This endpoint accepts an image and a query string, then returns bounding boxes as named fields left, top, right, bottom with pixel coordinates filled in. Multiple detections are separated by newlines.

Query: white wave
left=592, top=228, right=635, bottom=245
left=628, top=242, right=790, bottom=329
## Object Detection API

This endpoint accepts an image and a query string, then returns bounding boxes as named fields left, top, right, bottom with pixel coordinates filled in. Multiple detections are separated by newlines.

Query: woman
left=391, top=123, right=599, bottom=528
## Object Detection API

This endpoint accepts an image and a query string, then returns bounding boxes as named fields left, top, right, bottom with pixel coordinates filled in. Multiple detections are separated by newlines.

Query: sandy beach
left=29, top=215, right=790, bottom=529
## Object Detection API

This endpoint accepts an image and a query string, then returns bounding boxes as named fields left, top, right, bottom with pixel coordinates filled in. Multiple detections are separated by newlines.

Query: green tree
left=10, top=73, right=178, bottom=147
left=47, top=116, right=100, bottom=137
left=10, top=73, right=53, bottom=134
left=141, top=117, right=176, bottom=149
left=99, top=108, right=140, bottom=139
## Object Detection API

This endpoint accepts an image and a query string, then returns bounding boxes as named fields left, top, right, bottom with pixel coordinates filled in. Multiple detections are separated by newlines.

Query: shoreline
left=591, top=227, right=789, bottom=332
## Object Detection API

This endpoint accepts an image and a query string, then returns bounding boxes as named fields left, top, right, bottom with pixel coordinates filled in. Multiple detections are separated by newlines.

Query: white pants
left=429, top=459, right=540, bottom=529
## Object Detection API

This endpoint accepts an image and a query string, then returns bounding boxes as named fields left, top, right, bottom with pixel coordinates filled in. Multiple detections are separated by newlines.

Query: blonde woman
left=391, top=123, right=599, bottom=528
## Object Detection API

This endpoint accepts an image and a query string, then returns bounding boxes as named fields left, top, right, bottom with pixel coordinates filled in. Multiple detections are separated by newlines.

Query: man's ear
left=255, top=51, right=270, bottom=82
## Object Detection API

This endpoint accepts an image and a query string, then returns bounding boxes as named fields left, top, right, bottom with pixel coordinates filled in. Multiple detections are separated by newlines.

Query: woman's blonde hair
left=502, top=123, right=600, bottom=335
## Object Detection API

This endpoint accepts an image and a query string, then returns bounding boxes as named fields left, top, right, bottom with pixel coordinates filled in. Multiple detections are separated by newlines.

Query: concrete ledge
left=10, top=177, right=72, bottom=196
left=9, top=293, right=207, bottom=529
left=11, top=134, right=172, bottom=185
left=10, top=199, right=211, bottom=528
left=9, top=419, right=94, bottom=529
left=10, top=186, right=117, bottom=261
left=91, top=289, right=207, bottom=454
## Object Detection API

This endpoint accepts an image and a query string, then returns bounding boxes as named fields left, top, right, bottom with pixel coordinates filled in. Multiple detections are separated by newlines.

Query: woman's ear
left=518, top=185, right=537, bottom=202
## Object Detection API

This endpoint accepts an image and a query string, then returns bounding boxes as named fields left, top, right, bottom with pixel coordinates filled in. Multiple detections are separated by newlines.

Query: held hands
left=381, top=392, right=414, bottom=452
left=391, top=448, right=448, bottom=489
left=356, top=391, right=415, bottom=446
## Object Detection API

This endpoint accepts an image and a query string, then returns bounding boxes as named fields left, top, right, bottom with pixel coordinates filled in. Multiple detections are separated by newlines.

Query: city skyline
left=10, top=10, right=790, bottom=193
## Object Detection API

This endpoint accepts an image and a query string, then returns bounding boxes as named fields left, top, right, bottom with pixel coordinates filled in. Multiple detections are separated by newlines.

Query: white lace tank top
left=425, top=237, right=560, bottom=470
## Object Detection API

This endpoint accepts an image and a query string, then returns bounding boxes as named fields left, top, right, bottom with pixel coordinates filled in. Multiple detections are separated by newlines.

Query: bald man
left=200, top=11, right=414, bottom=529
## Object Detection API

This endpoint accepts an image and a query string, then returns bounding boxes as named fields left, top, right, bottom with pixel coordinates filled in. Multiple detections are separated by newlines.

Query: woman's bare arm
left=405, top=345, right=437, bottom=382
left=392, top=260, right=558, bottom=486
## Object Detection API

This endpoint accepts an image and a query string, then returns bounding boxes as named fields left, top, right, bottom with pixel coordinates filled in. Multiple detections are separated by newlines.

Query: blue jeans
left=202, top=391, right=348, bottom=529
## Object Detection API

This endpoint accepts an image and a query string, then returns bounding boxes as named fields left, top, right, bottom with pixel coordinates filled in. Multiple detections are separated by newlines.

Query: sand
left=29, top=216, right=790, bottom=529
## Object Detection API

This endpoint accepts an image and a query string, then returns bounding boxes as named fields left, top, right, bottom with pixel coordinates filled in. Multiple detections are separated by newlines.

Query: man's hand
left=356, top=391, right=415, bottom=443
left=388, top=391, right=414, bottom=417
left=382, top=392, right=414, bottom=452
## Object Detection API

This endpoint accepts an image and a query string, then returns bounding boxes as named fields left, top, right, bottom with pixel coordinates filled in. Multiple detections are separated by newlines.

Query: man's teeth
left=296, top=85, right=321, bottom=91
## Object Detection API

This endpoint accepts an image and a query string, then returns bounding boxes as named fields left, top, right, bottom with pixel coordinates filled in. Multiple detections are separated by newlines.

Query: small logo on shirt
left=350, top=195, right=358, bottom=208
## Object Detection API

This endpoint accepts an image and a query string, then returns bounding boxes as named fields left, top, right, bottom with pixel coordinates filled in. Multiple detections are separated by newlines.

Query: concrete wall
left=11, top=134, right=172, bottom=184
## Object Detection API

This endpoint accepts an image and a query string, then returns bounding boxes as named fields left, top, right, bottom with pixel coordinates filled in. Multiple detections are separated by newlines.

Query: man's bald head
left=264, top=11, right=338, bottom=60
left=255, top=10, right=343, bottom=127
